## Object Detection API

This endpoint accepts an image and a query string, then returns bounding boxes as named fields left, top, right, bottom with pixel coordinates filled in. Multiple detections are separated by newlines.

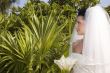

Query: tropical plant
left=0, top=0, right=17, bottom=13
left=0, top=8, right=70, bottom=73
left=49, top=0, right=99, bottom=7
left=106, top=6, right=110, bottom=15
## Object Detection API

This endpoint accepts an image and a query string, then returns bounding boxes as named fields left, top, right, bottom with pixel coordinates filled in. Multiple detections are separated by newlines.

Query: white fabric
left=83, top=5, right=110, bottom=65
left=69, top=4, right=110, bottom=73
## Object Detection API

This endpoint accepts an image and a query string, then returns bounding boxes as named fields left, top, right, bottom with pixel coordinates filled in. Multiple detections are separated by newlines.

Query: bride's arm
left=72, top=39, right=83, bottom=54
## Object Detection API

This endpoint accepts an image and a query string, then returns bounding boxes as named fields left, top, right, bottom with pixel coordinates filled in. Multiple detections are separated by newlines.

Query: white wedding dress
left=69, top=5, right=110, bottom=73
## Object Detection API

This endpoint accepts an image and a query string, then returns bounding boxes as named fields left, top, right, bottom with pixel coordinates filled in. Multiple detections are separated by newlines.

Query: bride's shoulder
left=73, top=39, right=83, bottom=44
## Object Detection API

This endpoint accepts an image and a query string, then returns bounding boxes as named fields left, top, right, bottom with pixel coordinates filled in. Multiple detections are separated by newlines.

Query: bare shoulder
left=72, top=39, right=83, bottom=54
left=73, top=39, right=83, bottom=45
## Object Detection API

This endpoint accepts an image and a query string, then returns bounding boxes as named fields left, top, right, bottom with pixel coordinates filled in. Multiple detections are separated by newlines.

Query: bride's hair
left=78, top=8, right=87, bottom=17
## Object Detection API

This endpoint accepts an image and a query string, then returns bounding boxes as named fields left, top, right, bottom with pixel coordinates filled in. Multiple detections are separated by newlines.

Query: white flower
left=54, top=55, right=77, bottom=71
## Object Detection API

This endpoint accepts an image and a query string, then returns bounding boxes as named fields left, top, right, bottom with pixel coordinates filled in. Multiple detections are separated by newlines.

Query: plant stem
left=61, top=69, right=70, bottom=73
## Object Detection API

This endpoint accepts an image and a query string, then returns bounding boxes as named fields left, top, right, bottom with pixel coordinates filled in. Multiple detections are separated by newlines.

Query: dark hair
left=78, top=8, right=87, bottom=17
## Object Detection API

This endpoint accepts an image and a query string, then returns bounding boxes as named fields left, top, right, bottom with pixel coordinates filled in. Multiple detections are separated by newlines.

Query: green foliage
left=106, top=6, right=110, bottom=15
left=0, top=8, right=70, bottom=73
left=49, top=0, right=99, bottom=8
left=0, top=0, right=17, bottom=13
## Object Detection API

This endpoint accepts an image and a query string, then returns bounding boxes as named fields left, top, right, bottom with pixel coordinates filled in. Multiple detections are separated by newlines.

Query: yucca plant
left=0, top=28, right=34, bottom=73
left=20, top=9, right=70, bottom=73
left=0, top=8, right=70, bottom=73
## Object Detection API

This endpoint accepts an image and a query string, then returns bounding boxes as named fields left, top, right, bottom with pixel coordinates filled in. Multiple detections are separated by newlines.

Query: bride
left=69, top=4, right=110, bottom=73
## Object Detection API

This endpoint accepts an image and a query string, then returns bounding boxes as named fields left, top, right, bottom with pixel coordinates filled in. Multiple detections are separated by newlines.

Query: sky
left=15, top=0, right=27, bottom=7
left=101, top=0, right=110, bottom=7
left=16, top=0, right=110, bottom=7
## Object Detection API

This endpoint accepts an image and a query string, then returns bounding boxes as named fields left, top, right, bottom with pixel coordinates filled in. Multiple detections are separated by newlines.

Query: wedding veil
left=69, top=5, right=110, bottom=65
